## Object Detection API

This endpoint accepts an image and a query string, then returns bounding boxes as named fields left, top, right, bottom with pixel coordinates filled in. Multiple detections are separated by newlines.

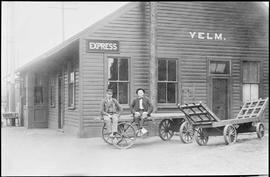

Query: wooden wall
left=78, top=2, right=268, bottom=137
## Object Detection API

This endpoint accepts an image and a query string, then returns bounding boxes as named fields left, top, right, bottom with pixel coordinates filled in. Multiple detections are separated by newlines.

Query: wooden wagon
left=100, top=112, right=187, bottom=149
left=178, top=97, right=269, bottom=146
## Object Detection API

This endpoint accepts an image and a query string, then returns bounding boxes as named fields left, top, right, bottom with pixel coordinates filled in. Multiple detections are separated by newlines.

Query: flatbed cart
left=100, top=112, right=187, bottom=149
left=178, top=97, right=269, bottom=146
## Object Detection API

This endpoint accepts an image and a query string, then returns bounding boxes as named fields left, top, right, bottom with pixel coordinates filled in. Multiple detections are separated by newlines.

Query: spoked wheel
left=112, top=122, right=136, bottom=149
left=179, top=121, right=194, bottom=144
left=223, top=124, right=237, bottom=145
left=256, top=122, right=264, bottom=139
left=101, top=123, right=113, bottom=145
left=195, top=127, right=209, bottom=146
left=158, top=119, right=174, bottom=141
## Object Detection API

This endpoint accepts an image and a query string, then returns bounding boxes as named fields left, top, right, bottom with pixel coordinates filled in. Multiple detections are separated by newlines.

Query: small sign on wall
left=86, top=40, right=119, bottom=53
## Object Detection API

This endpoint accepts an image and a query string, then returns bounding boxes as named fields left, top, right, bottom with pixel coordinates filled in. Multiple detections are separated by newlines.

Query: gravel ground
left=1, top=127, right=268, bottom=176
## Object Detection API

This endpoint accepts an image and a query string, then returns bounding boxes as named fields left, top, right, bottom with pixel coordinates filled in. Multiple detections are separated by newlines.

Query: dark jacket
left=100, top=98, right=122, bottom=117
left=130, top=97, right=153, bottom=115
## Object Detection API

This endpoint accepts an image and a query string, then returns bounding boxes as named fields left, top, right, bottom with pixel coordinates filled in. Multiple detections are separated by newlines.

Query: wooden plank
left=212, top=117, right=260, bottom=127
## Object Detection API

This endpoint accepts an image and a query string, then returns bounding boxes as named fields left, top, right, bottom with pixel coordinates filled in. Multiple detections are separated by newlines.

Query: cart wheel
left=158, top=119, right=174, bottom=141
left=256, top=123, right=264, bottom=139
left=195, top=128, right=209, bottom=146
left=179, top=121, right=194, bottom=143
left=102, top=123, right=114, bottom=145
left=223, top=124, right=237, bottom=145
left=112, top=122, right=136, bottom=149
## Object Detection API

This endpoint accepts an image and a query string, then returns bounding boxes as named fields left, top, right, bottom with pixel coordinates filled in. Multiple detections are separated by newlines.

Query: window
left=107, top=57, right=129, bottom=104
left=157, top=59, right=177, bottom=104
left=34, top=74, right=43, bottom=104
left=242, top=61, right=260, bottom=102
left=49, top=78, right=56, bottom=107
left=210, top=60, right=230, bottom=75
left=68, top=62, right=75, bottom=108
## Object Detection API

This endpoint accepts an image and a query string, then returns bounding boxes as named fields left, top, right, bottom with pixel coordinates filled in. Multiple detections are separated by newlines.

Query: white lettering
left=206, top=33, right=213, bottom=40
left=189, top=32, right=196, bottom=39
left=215, top=33, right=223, bottom=40
left=198, top=32, right=205, bottom=39
left=89, top=43, right=96, bottom=49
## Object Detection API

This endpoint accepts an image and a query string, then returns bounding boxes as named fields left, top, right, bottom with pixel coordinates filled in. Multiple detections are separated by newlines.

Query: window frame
left=49, top=78, right=56, bottom=108
left=157, top=58, right=178, bottom=105
left=241, top=60, right=261, bottom=102
left=67, top=61, right=75, bottom=109
left=106, top=56, right=130, bottom=106
left=208, top=59, right=231, bottom=77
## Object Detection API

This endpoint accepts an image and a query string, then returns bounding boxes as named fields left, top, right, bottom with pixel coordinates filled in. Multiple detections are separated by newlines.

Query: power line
left=49, top=2, right=78, bottom=42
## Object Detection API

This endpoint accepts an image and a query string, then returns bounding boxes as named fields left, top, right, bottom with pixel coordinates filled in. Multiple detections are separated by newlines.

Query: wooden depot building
left=15, top=2, right=269, bottom=137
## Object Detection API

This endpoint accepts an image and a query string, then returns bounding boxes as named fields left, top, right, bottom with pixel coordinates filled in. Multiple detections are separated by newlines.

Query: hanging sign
left=86, top=40, right=119, bottom=53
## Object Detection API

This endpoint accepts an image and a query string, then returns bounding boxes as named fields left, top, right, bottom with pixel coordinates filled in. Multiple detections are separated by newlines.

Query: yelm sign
left=189, top=32, right=226, bottom=40
left=86, top=40, right=119, bottom=53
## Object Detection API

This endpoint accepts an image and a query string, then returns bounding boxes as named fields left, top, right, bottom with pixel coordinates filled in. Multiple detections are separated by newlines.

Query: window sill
left=68, top=106, right=75, bottom=110
left=157, top=104, right=178, bottom=109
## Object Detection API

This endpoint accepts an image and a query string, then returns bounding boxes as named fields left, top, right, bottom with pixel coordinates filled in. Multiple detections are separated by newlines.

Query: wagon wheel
left=179, top=121, right=194, bottom=144
left=223, top=124, right=237, bottom=145
left=195, top=127, right=209, bottom=146
left=256, top=122, right=264, bottom=139
left=112, top=122, right=136, bottom=149
left=158, top=119, right=174, bottom=141
left=102, top=123, right=114, bottom=145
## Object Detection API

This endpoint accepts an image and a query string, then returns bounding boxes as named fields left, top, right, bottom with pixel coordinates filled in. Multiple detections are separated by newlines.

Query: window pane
left=167, top=83, right=176, bottom=103
left=108, top=58, right=118, bottom=81
left=168, top=60, right=176, bottom=81
left=158, top=60, right=167, bottom=81
left=249, top=62, right=259, bottom=83
left=243, top=62, right=249, bottom=83
left=35, top=87, right=43, bottom=104
left=210, top=61, right=229, bottom=74
left=70, top=72, right=74, bottom=83
left=68, top=83, right=74, bottom=106
left=108, top=82, right=117, bottom=99
left=250, top=84, right=259, bottom=101
left=242, top=84, right=251, bottom=102
left=119, top=82, right=128, bottom=104
left=158, top=83, right=166, bottom=103
left=119, top=59, right=128, bottom=81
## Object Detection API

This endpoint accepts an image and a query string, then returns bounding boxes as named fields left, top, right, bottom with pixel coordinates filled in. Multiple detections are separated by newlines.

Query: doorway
left=212, top=78, right=228, bottom=120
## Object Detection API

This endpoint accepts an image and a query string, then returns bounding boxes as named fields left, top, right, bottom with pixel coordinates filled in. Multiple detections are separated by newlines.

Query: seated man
left=100, top=89, right=122, bottom=137
left=130, top=88, right=153, bottom=135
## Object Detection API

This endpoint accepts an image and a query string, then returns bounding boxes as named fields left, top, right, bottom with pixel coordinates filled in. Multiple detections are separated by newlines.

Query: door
left=58, top=75, right=63, bottom=129
left=212, top=78, right=228, bottom=120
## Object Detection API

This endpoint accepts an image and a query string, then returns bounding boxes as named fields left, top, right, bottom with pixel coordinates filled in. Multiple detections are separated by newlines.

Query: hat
left=136, top=88, right=145, bottom=94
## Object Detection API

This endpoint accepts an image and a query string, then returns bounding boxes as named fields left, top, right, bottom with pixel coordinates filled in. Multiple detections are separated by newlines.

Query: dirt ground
left=1, top=127, right=268, bottom=176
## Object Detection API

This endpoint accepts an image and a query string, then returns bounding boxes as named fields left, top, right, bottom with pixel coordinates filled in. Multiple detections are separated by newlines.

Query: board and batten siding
left=79, top=2, right=150, bottom=137
left=156, top=2, right=268, bottom=119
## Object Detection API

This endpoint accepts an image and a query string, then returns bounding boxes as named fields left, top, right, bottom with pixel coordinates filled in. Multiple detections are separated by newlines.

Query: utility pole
left=49, top=2, right=77, bottom=42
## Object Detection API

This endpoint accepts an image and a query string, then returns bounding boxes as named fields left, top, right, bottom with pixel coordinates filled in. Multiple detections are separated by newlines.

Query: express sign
left=86, top=40, right=119, bottom=53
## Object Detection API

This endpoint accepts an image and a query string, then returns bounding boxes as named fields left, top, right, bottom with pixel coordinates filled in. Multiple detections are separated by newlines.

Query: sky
left=1, top=1, right=268, bottom=79
left=1, top=1, right=129, bottom=79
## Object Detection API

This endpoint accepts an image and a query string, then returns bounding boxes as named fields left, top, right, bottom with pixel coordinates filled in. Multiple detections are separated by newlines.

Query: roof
left=15, top=2, right=139, bottom=72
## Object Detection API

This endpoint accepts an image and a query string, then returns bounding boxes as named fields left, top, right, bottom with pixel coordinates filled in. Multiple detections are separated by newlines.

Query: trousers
left=103, top=114, right=119, bottom=133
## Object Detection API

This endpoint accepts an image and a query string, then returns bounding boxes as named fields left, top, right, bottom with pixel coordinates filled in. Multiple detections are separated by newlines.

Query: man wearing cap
left=130, top=88, right=153, bottom=135
left=100, top=89, right=122, bottom=137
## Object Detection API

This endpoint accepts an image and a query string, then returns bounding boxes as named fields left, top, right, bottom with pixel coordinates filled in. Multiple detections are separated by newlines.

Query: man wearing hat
left=100, top=89, right=122, bottom=137
left=130, top=88, right=153, bottom=135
